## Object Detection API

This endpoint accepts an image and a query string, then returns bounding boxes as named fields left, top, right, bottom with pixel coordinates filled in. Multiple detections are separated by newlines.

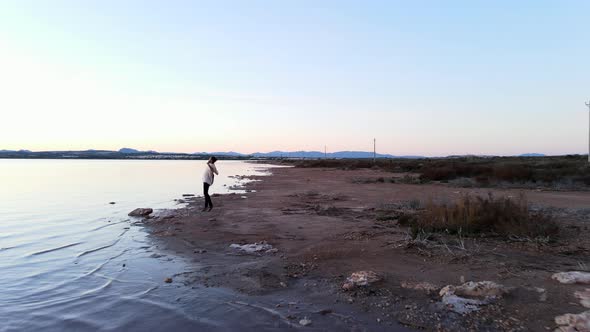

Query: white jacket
left=202, top=163, right=219, bottom=185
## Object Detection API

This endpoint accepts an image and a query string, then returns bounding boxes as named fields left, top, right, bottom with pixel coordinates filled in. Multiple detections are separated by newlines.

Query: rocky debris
left=109, top=202, right=116, bottom=205
left=299, top=317, right=312, bottom=326
left=285, top=262, right=317, bottom=278
left=182, top=194, right=195, bottom=197
left=342, top=271, right=382, bottom=290
left=535, top=287, right=548, bottom=302
left=552, top=273, right=590, bottom=330
left=440, top=292, right=489, bottom=314
left=128, top=208, right=153, bottom=217
left=401, top=281, right=439, bottom=294
left=439, top=281, right=508, bottom=314
left=552, top=271, right=590, bottom=285
left=575, top=289, right=590, bottom=309
left=443, top=281, right=509, bottom=298
left=554, top=310, right=590, bottom=332
left=229, top=242, right=275, bottom=254
left=165, top=277, right=173, bottom=283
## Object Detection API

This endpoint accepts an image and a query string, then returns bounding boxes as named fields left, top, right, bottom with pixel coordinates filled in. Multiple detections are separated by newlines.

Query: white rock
left=552, top=271, right=590, bottom=285
left=229, top=242, right=273, bottom=253
left=440, top=293, right=486, bottom=314
left=554, top=310, right=590, bottom=331
left=575, top=289, right=590, bottom=309
left=445, top=281, right=508, bottom=298
left=439, top=281, right=507, bottom=314
left=535, top=287, right=547, bottom=302
left=347, top=271, right=381, bottom=286
left=299, top=317, right=312, bottom=326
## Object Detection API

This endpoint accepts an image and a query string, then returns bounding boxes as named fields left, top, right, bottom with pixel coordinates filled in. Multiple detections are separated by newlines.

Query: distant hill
left=119, top=148, right=141, bottom=154
left=247, top=150, right=422, bottom=159
left=0, top=149, right=31, bottom=153
left=0, top=148, right=561, bottom=160
left=518, top=153, right=545, bottom=157
left=194, top=151, right=245, bottom=157
left=0, top=148, right=421, bottom=159
left=194, top=150, right=397, bottom=158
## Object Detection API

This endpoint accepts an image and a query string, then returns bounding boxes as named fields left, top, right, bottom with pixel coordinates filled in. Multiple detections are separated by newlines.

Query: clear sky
left=1, top=1, right=589, bottom=156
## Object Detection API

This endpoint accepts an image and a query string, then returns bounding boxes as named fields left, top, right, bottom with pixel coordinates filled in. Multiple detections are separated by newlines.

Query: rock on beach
left=128, top=208, right=153, bottom=217
left=342, top=271, right=382, bottom=290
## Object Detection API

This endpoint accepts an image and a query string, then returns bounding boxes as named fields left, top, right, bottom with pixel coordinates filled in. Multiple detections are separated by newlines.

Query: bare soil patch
left=146, top=166, right=590, bottom=331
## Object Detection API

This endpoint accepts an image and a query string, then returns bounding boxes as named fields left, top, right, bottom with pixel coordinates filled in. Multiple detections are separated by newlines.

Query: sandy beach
left=145, top=166, right=590, bottom=331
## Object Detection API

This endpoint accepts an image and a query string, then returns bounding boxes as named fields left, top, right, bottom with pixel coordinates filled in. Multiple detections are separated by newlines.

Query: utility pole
left=324, top=145, right=327, bottom=159
left=586, top=101, right=590, bottom=163
left=373, top=138, right=376, bottom=164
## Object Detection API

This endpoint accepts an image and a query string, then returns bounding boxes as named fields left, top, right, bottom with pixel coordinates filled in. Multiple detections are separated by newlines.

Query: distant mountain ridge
left=119, top=148, right=140, bottom=154
left=0, top=148, right=562, bottom=159
left=193, top=150, right=416, bottom=158
left=518, top=153, right=545, bottom=157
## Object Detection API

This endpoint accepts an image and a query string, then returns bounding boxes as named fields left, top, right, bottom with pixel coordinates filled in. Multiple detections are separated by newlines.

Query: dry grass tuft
left=413, top=193, right=559, bottom=239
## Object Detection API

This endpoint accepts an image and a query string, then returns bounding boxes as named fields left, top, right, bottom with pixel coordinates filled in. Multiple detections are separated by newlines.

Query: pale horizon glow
left=1, top=1, right=589, bottom=157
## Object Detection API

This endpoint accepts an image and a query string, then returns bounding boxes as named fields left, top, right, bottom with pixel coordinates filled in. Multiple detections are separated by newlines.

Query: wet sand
left=145, top=166, right=590, bottom=331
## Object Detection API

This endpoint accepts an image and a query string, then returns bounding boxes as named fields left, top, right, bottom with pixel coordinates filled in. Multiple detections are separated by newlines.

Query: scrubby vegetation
left=286, top=155, right=590, bottom=189
left=410, top=194, right=559, bottom=240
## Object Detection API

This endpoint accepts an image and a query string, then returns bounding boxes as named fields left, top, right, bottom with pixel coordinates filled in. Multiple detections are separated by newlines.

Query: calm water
left=0, top=160, right=404, bottom=332
left=0, top=160, right=279, bottom=332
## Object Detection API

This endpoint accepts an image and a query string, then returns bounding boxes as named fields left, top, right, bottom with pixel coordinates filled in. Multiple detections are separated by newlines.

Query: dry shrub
left=420, top=166, right=457, bottom=181
left=289, top=156, right=590, bottom=188
left=414, top=193, right=558, bottom=239
left=493, top=164, right=533, bottom=182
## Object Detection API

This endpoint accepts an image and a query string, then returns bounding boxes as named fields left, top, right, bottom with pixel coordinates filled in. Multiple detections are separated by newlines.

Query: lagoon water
left=0, top=160, right=280, bottom=332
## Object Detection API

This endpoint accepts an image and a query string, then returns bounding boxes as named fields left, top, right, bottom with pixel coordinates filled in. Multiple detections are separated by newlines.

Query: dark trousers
left=203, top=182, right=213, bottom=208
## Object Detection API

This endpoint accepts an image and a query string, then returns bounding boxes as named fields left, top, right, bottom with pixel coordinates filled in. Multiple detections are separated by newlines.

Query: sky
left=0, top=0, right=589, bottom=156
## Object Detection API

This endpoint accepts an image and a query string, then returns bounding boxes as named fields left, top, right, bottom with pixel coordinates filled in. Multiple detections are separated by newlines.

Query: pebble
left=165, top=278, right=173, bottom=283
left=299, top=317, right=312, bottom=326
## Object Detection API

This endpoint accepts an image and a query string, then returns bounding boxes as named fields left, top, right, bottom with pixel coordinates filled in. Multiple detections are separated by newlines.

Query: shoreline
left=143, top=166, right=590, bottom=331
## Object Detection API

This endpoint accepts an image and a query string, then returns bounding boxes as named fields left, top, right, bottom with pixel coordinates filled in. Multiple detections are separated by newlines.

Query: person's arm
left=210, top=163, right=219, bottom=175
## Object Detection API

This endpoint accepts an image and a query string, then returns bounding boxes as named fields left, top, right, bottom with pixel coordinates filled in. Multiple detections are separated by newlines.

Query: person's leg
left=206, top=183, right=213, bottom=210
left=203, top=183, right=211, bottom=210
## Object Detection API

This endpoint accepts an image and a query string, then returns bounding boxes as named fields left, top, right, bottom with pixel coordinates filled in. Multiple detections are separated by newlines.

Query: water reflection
left=0, top=160, right=274, bottom=331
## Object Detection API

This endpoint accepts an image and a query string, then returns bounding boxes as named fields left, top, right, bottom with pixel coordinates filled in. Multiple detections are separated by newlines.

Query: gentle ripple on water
left=0, top=160, right=286, bottom=332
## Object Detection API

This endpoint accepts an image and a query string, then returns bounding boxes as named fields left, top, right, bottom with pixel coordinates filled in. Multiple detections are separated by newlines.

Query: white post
left=373, top=138, right=376, bottom=163
left=587, top=101, right=590, bottom=163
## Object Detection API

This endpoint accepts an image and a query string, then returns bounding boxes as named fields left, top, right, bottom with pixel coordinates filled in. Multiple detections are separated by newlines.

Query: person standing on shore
left=202, top=156, right=219, bottom=212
